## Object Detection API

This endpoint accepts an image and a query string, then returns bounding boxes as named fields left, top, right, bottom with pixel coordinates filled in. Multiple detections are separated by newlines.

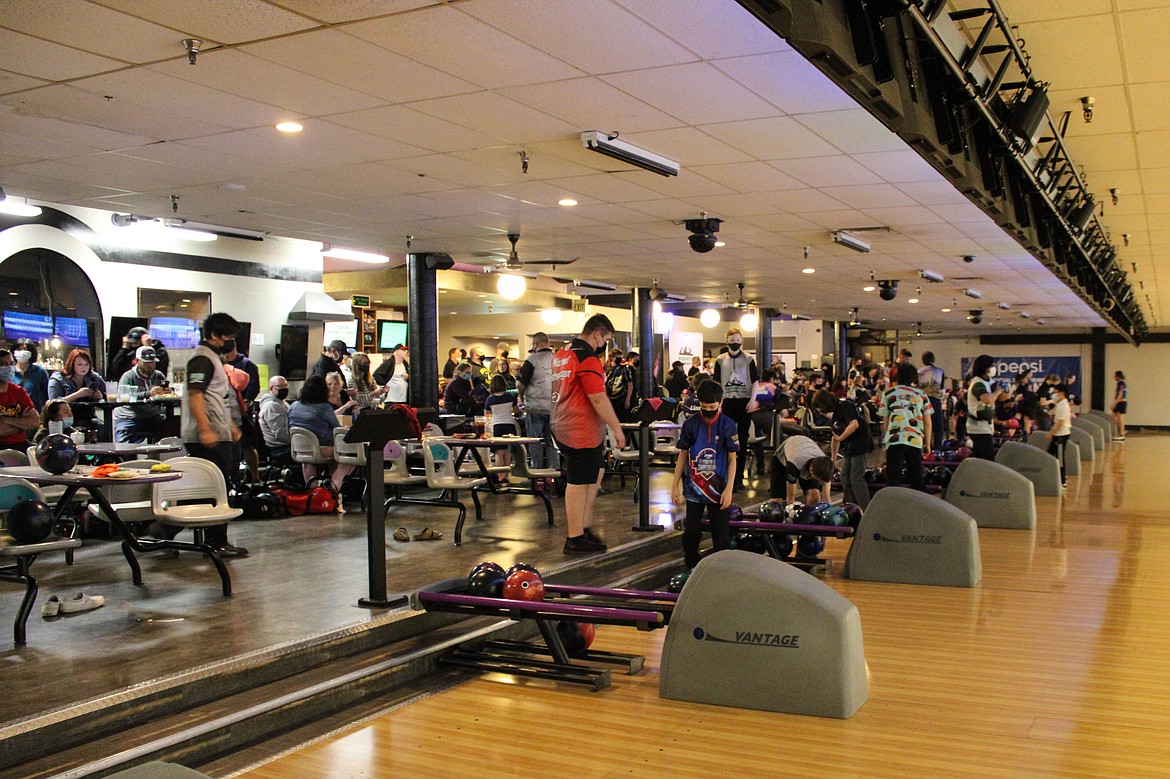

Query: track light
left=831, top=231, right=870, bottom=253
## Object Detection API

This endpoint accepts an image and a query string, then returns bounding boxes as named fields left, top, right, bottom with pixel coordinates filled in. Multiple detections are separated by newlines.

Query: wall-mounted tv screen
left=378, top=320, right=408, bottom=351
left=322, top=319, right=358, bottom=348
left=149, top=317, right=202, bottom=349
left=2, top=311, right=53, bottom=342
left=53, top=316, right=89, bottom=347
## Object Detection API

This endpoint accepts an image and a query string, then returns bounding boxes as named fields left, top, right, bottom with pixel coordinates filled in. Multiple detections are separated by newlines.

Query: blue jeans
left=113, top=414, right=164, bottom=444
left=525, top=411, right=558, bottom=470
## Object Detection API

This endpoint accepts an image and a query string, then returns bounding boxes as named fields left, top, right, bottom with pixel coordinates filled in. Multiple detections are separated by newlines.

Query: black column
left=835, top=321, right=848, bottom=384
left=758, top=309, right=772, bottom=371
left=406, top=254, right=438, bottom=410
left=1090, top=327, right=1106, bottom=411
left=631, top=287, right=654, bottom=401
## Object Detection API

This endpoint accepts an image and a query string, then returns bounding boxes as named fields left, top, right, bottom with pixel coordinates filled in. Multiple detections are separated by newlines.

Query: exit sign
left=351, top=295, right=371, bottom=308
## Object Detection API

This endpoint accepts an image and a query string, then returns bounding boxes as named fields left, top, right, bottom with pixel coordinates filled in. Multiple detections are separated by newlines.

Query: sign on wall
left=960, top=356, right=1083, bottom=398
left=669, top=330, right=703, bottom=367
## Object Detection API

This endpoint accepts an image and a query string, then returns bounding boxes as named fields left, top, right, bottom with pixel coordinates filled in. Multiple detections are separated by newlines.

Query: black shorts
left=1114, top=402, right=1127, bottom=415
left=557, top=441, right=606, bottom=485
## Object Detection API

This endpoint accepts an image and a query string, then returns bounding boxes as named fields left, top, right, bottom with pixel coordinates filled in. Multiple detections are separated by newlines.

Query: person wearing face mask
left=671, top=380, right=739, bottom=571
left=12, top=338, right=49, bottom=411
left=0, top=348, right=39, bottom=447
left=259, top=375, right=292, bottom=461
left=712, top=328, right=758, bottom=492
left=178, top=312, right=248, bottom=558
left=442, top=363, right=478, bottom=417
left=966, top=354, right=1005, bottom=460
left=34, top=398, right=78, bottom=443
left=113, top=346, right=169, bottom=443
left=48, top=348, right=106, bottom=434
left=551, top=314, right=625, bottom=555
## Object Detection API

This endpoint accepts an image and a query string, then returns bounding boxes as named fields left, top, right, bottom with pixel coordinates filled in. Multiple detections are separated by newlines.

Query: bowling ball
left=502, top=569, right=544, bottom=601
left=931, top=466, right=953, bottom=487
left=923, top=450, right=937, bottom=463
left=863, top=468, right=881, bottom=483
left=472, top=561, right=505, bottom=577
left=796, top=534, right=825, bottom=558
left=797, top=504, right=820, bottom=525
left=821, top=505, right=850, bottom=527
left=774, top=534, right=794, bottom=558
left=35, top=433, right=78, bottom=475
left=810, top=501, right=832, bottom=524
left=941, top=449, right=957, bottom=462
left=6, top=499, right=54, bottom=544
left=878, top=464, right=888, bottom=480
left=920, top=466, right=932, bottom=485
left=841, top=502, right=863, bottom=529
left=941, top=439, right=958, bottom=451
left=556, top=620, right=591, bottom=655
left=758, top=499, right=784, bottom=522
left=506, top=562, right=541, bottom=579
left=578, top=623, right=596, bottom=650
left=666, top=572, right=690, bottom=593
left=467, top=566, right=506, bottom=598
left=785, top=502, right=805, bottom=521
left=1006, top=418, right=1020, bottom=430
left=731, top=532, right=766, bottom=555
left=954, top=446, right=973, bottom=461
left=727, top=504, right=743, bottom=522
left=251, top=492, right=284, bottom=519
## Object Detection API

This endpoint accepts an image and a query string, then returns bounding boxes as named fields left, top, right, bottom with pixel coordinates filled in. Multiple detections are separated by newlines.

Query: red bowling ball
left=502, top=570, right=544, bottom=601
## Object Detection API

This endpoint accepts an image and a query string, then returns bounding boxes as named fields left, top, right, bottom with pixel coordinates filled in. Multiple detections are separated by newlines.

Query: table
left=435, top=436, right=553, bottom=523
left=91, top=397, right=182, bottom=442
left=77, top=441, right=183, bottom=463
left=0, top=466, right=226, bottom=594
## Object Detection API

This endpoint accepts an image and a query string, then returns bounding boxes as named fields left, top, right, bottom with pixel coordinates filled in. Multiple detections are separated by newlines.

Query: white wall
left=1105, top=342, right=1170, bottom=426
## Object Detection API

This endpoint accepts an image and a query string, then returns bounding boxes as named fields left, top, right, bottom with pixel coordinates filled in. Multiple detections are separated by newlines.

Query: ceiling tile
left=690, top=161, right=805, bottom=192
left=795, top=109, right=906, bottom=154
left=0, top=69, right=48, bottom=96
left=779, top=156, right=883, bottom=188
left=325, top=105, right=505, bottom=153
left=602, top=62, right=777, bottom=125
left=542, top=173, right=666, bottom=204
left=615, top=0, right=790, bottom=59
left=1, top=0, right=183, bottom=64
left=1128, top=82, right=1170, bottom=133
left=1021, top=14, right=1125, bottom=88
left=269, top=0, right=434, bottom=24
left=408, top=91, right=578, bottom=145
left=89, top=0, right=318, bottom=44
left=713, top=51, right=860, bottom=115
left=1120, top=7, right=1170, bottom=83
left=853, top=150, right=946, bottom=183
left=0, top=29, right=124, bottom=81
left=700, top=116, right=838, bottom=160
left=461, top=0, right=696, bottom=74
left=345, top=5, right=584, bottom=89
left=499, top=78, right=683, bottom=134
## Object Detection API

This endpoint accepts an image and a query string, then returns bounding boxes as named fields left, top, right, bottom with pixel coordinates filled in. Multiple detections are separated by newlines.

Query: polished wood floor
left=236, top=437, right=1170, bottom=779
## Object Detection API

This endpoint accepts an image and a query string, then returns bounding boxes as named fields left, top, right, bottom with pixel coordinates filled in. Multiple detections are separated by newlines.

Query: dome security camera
left=688, top=232, right=717, bottom=253
left=878, top=280, right=898, bottom=301
left=968, top=309, right=983, bottom=325
left=962, top=255, right=976, bottom=263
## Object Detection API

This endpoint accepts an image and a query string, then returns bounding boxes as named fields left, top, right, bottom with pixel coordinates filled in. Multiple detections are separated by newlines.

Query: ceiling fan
left=728, top=282, right=757, bottom=309
left=485, top=233, right=578, bottom=272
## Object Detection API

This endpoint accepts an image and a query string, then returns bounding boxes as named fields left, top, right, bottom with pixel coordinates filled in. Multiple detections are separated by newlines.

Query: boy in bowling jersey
left=672, top=380, right=739, bottom=570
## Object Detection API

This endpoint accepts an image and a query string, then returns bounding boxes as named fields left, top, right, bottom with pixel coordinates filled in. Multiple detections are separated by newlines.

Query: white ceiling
left=0, top=0, right=1164, bottom=334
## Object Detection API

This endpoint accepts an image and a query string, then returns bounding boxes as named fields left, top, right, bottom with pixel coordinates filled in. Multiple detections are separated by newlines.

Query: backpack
left=606, top=365, right=629, bottom=400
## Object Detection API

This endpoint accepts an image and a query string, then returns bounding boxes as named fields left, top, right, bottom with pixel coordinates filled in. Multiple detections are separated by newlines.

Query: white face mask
left=988, top=367, right=997, bottom=378
left=13, top=350, right=31, bottom=364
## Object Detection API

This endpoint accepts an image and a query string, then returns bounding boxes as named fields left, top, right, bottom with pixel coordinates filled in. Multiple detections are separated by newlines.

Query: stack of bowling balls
left=730, top=531, right=766, bottom=555
left=467, top=562, right=545, bottom=601
left=555, top=620, right=596, bottom=655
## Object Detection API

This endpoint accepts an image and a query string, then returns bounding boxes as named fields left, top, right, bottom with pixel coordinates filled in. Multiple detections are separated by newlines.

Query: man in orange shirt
left=551, top=314, right=625, bottom=554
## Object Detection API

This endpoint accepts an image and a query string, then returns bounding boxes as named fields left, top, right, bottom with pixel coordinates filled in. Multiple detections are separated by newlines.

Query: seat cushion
left=157, top=506, right=243, bottom=526
left=429, top=476, right=487, bottom=489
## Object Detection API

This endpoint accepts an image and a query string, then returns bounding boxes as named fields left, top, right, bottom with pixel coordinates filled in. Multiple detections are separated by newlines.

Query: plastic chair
left=795, top=407, right=833, bottom=442
left=382, top=440, right=428, bottom=501
left=290, top=426, right=334, bottom=487
left=333, top=427, right=368, bottom=510
left=87, top=459, right=162, bottom=527
left=421, top=440, right=485, bottom=545
left=0, top=449, right=27, bottom=467
left=157, top=437, right=185, bottom=461
left=149, top=456, right=243, bottom=596
left=605, top=428, right=641, bottom=497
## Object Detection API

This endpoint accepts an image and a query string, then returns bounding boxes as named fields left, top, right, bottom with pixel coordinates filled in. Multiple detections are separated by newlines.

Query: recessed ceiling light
left=275, top=121, right=303, bottom=133
left=863, top=285, right=876, bottom=292
left=558, top=198, right=577, bottom=206
left=477, top=294, right=487, bottom=298
left=908, top=298, right=919, bottom=304
left=374, top=300, right=383, bottom=304
left=8, top=291, right=18, bottom=296
left=941, top=308, right=951, bottom=313
left=439, top=290, right=447, bottom=294
left=714, top=241, right=725, bottom=247
left=802, top=268, right=815, bottom=274
left=181, top=298, right=191, bottom=303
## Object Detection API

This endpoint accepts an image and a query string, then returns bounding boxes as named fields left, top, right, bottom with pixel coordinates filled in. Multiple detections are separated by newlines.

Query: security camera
left=968, top=309, right=983, bottom=325
left=684, top=215, right=721, bottom=254
left=878, top=280, right=898, bottom=301
left=962, top=255, right=976, bottom=263
left=688, top=233, right=717, bottom=253
left=1081, top=95, right=1095, bottom=123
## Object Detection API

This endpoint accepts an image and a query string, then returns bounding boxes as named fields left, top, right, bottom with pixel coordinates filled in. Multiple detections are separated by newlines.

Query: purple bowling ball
left=35, top=433, right=78, bottom=475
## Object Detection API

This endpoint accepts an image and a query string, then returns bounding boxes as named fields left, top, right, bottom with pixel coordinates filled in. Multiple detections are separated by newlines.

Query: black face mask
left=727, top=343, right=742, bottom=353
left=221, top=339, right=236, bottom=355
left=596, top=344, right=607, bottom=358
left=700, top=409, right=718, bottom=420
left=275, top=388, right=289, bottom=400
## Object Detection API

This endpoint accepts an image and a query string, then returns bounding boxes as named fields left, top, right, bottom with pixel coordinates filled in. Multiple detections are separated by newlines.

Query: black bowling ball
left=467, top=566, right=506, bottom=598
left=6, top=499, right=54, bottom=544
left=35, top=434, right=78, bottom=475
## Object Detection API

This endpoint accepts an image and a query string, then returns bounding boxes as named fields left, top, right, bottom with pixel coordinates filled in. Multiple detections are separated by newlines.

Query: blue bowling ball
left=774, top=533, right=794, bottom=558
left=35, top=433, right=78, bottom=475
left=810, top=501, right=832, bottom=524
left=797, top=504, right=820, bottom=525
left=796, top=534, right=825, bottom=558
left=821, top=505, right=850, bottom=527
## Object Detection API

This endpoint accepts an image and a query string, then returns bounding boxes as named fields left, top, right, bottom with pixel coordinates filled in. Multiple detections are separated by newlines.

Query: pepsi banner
left=959, top=356, right=1082, bottom=397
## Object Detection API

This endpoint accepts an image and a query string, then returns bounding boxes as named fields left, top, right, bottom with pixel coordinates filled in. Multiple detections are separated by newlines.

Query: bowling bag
left=270, top=484, right=339, bottom=515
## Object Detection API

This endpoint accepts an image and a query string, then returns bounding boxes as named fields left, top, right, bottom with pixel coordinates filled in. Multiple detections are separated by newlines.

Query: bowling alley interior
left=3, top=1, right=1170, bottom=777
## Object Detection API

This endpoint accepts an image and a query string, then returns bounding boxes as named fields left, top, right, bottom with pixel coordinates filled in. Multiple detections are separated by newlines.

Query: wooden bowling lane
left=235, top=435, right=1170, bottom=778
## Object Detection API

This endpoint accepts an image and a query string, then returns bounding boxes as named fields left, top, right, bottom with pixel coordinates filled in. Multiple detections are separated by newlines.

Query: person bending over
left=770, top=434, right=834, bottom=505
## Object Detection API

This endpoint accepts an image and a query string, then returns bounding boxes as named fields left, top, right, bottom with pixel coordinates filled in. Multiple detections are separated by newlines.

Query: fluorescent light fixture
left=919, top=269, right=945, bottom=283
left=831, top=231, right=870, bottom=253
left=0, top=198, right=41, bottom=217
left=321, top=246, right=389, bottom=263
left=497, top=273, right=526, bottom=300
left=802, top=267, right=816, bottom=274
left=540, top=308, right=562, bottom=325
left=700, top=308, right=721, bottom=329
left=996, top=302, right=1011, bottom=310
left=963, top=288, right=983, bottom=299
left=739, top=311, right=758, bottom=332
left=941, top=308, right=952, bottom=313
left=581, top=131, right=679, bottom=177
left=566, top=279, right=617, bottom=292
left=275, top=121, right=303, bottom=133
left=558, top=198, right=577, bottom=206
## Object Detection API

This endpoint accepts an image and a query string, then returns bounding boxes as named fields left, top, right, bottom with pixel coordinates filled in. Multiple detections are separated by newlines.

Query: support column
left=406, top=254, right=439, bottom=410
left=631, top=287, right=658, bottom=531
left=1090, top=327, right=1106, bottom=411
left=758, top=309, right=773, bottom=371
left=835, top=321, right=848, bottom=385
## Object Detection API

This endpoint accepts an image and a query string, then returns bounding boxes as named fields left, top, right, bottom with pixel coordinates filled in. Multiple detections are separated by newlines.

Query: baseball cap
left=127, top=326, right=149, bottom=343
left=328, top=339, right=351, bottom=356
left=136, top=346, right=157, bottom=362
